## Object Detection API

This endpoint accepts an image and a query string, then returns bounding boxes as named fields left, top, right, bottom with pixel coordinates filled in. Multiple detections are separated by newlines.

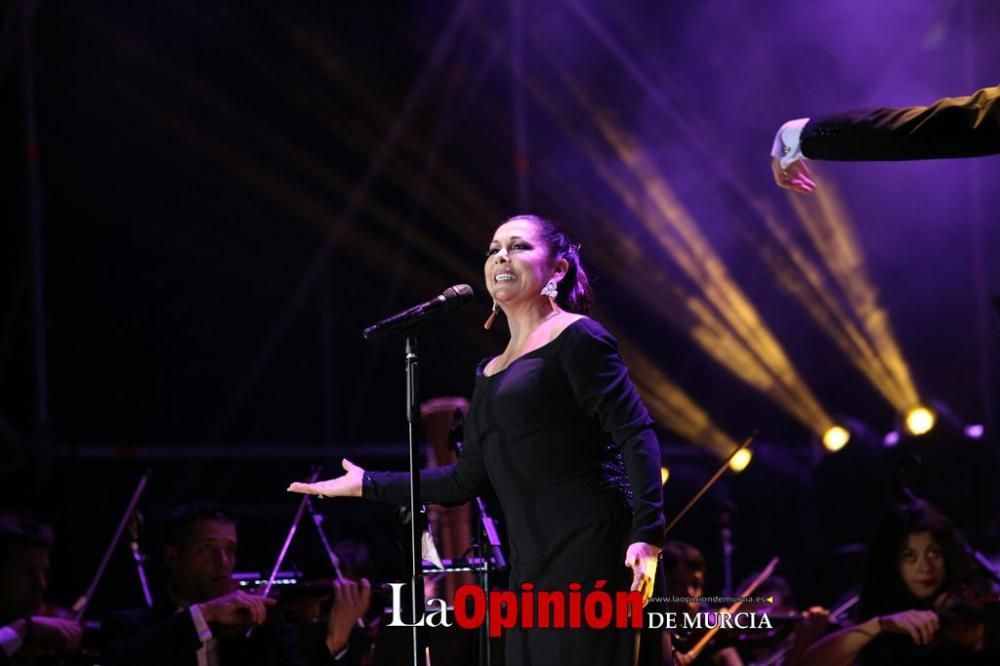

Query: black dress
left=364, top=318, right=665, bottom=666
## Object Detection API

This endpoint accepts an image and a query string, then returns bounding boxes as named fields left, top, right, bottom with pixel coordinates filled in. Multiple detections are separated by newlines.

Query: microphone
left=362, top=284, right=474, bottom=339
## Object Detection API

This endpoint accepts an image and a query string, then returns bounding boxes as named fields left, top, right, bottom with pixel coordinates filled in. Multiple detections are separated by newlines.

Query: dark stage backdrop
left=1, top=0, right=999, bottom=620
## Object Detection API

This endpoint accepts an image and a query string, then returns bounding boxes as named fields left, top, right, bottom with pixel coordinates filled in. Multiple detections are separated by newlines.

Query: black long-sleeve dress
left=364, top=317, right=665, bottom=666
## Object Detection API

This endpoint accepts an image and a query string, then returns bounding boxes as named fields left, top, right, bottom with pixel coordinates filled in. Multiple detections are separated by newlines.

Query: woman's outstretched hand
left=287, top=459, right=365, bottom=498
left=625, top=541, right=661, bottom=607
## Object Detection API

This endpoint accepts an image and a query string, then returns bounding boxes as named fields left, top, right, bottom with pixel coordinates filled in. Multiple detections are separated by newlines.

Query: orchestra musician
left=663, top=541, right=743, bottom=666
left=0, top=516, right=82, bottom=664
left=802, top=500, right=995, bottom=665
left=100, top=502, right=369, bottom=666
left=735, top=574, right=831, bottom=666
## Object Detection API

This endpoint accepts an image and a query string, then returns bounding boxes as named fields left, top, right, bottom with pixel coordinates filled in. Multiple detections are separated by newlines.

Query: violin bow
left=244, top=468, right=322, bottom=637
left=251, top=467, right=371, bottom=635
left=663, top=432, right=755, bottom=538
left=752, top=592, right=858, bottom=665
left=261, top=467, right=322, bottom=600
left=685, top=556, right=780, bottom=661
left=305, top=493, right=347, bottom=582
left=72, top=470, right=151, bottom=621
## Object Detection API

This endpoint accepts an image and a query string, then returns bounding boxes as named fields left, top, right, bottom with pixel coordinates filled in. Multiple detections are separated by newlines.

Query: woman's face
left=485, top=218, right=558, bottom=305
left=898, top=531, right=946, bottom=600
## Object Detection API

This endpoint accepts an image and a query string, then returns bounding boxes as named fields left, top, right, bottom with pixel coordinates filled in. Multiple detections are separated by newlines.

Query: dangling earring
left=483, top=300, right=498, bottom=330
left=540, top=279, right=558, bottom=299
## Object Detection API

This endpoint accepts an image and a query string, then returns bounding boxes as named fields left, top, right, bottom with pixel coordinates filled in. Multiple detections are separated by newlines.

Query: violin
left=743, top=594, right=857, bottom=666
left=233, top=574, right=388, bottom=626
left=934, top=583, right=1000, bottom=654
left=8, top=603, right=101, bottom=664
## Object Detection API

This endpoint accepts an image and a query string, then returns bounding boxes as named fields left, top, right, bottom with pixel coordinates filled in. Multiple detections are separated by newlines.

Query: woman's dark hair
left=858, top=501, right=973, bottom=618
left=508, top=214, right=593, bottom=314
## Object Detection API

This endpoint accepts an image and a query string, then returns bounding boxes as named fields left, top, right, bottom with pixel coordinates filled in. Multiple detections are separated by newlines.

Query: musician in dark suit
left=770, top=84, right=1000, bottom=192
left=100, top=503, right=369, bottom=666
left=0, top=517, right=82, bottom=664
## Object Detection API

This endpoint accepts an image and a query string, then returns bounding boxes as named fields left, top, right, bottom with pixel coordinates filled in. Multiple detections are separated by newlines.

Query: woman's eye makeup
left=486, top=242, right=530, bottom=256
left=900, top=546, right=943, bottom=563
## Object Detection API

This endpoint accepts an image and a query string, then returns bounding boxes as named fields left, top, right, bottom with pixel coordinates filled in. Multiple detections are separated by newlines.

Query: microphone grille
left=441, top=284, right=474, bottom=310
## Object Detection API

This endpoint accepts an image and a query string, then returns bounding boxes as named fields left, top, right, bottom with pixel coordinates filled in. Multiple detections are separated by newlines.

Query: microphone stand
left=403, top=332, right=427, bottom=666
left=365, top=293, right=474, bottom=665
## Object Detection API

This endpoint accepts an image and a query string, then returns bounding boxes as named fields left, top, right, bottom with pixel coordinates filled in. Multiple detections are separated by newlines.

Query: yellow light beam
left=616, top=335, right=742, bottom=460
left=790, top=184, right=920, bottom=411
left=521, top=6, right=919, bottom=421
left=519, top=56, right=834, bottom=435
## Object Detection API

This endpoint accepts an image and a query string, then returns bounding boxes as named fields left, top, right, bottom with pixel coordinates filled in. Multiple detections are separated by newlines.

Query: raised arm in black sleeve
left=362, top=430, right=491, bottom=506
left=560, top=319, right=665, bottom=546
left=801, top=84, right=1000, bottom=161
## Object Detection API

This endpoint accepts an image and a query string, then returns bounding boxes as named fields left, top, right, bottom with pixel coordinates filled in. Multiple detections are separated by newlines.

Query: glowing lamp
left=822, top=425, right=850, bottom=452
left=904, top=406, right=936, bottom=436
left=729, top=449, right=752, bottom=473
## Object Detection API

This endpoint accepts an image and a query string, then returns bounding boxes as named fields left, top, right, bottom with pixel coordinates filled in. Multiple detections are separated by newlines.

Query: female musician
left=802, top=500, right=987, bottom=665
left=290, top=214, right=666, bottom=666
left=663, top=541, right=744, bottom=666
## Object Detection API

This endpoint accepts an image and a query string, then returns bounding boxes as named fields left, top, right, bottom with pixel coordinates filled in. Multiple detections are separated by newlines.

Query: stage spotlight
left=729, top=449, right=752, bottom=473
left=660, top=466, right=670, bottom=485
left=883, top=430, right=900, bottom=447
left=964, top=424, right=985, bottom=440
left=822, top=425, right=851, bottom=452
left=903, top=405, right=936, bottom=436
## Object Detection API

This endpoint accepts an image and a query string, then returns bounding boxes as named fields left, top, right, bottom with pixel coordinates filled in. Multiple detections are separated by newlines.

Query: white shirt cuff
left=771, top=117, right=809, bottom=168
left=189, top=605, right=214, bottom=643
left=0, top=626, right=24, bottom=658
